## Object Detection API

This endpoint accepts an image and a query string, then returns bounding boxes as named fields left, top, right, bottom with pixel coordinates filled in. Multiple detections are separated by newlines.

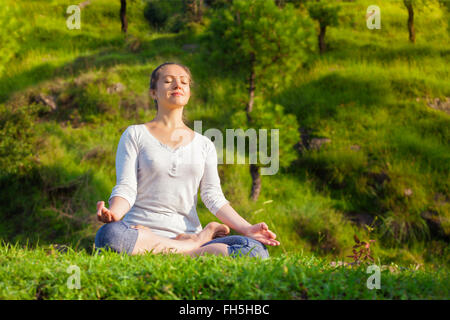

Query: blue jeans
left=94, top=220, right=269, bottom=259
left=200, top=235, right=269, bottom=259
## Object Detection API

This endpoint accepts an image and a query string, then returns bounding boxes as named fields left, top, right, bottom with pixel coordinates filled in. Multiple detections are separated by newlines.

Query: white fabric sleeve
left=200, top=139, right=230, bottom=216
left=108, top=125, right=139, bottom=209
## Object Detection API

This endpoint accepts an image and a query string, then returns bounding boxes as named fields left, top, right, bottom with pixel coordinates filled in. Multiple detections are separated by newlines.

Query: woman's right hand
left=96, top=201, right=119, bottom=223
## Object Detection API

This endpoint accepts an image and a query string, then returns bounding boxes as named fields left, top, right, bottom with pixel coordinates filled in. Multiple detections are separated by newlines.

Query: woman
left=94, top=62, right=280, bottom=258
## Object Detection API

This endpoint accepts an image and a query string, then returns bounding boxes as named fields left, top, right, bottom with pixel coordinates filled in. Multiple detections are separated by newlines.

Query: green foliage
left=0, top=104, right=42, bottom=175
left=306, top=0, right=341, bottom=28
left=143, top=0, right=185, bottom=33
left=231, top=97, right=300, bottom=171
left=0, top=2, right=29, bottom=77
left=204, top=0, right=234, bottom=9
left=203, top=0, right=316, bottom=92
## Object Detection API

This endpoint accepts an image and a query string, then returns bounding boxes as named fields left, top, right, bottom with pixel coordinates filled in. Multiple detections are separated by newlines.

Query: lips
left=171, top=92, right=183, bottom=96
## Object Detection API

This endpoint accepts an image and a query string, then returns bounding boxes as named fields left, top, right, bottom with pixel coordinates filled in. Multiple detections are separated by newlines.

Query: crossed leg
left=130, top=222, right=230, bottom=257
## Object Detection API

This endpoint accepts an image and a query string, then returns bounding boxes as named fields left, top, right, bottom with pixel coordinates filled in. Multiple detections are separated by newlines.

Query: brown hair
left=149, top=62, right=194, bottom=111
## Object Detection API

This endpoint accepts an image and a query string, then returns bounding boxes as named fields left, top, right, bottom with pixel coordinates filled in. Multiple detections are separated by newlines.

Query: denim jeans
left=95, top=220, right=138, bottom=255
left=200, top=235, right=269, bottom=259
left=94, top=220, right=269, bottom=259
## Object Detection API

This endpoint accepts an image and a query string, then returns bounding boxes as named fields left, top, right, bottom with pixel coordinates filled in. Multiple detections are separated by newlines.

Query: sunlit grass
left=0, top=0, right=449, bottom=282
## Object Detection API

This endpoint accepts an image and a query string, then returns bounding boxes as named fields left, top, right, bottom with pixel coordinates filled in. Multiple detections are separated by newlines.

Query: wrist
left=239, top=224, right=252, bottom=237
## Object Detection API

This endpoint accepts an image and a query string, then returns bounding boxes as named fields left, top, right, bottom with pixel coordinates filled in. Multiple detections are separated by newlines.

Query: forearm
left=108, top=196, right=130, bottom=220
left=215, top=203, right=252, bottom=235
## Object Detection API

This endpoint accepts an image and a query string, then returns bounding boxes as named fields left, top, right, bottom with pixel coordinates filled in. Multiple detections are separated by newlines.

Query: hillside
left=0, top=0, right=449, bottom=277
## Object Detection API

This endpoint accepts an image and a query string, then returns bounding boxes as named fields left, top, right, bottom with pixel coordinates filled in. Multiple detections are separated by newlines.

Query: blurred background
left=0, top=0, right=448, bottom=269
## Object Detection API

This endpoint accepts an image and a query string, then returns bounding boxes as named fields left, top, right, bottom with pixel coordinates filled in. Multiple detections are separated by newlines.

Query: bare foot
left=199, top=222, right=230, bottom=243
left=175, top=222, right=230, bottom=243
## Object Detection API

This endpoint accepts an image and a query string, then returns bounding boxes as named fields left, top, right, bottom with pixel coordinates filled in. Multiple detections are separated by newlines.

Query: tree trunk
left=250, top=164, right=261, bottom=201
left=275, top=0, right=285, bottom=8
left=198, top=0, right=204, bottom=22
left=120, top=0, right=128, bottom=33
left=185, top=0, right=203, bottom=23
left=318, top=24, right=326, bottom=54
left=405, top=1, right=415, bottom=43
left=246, top=53, right=259, bottom=201
left=246, top=55, right=256, bottom=123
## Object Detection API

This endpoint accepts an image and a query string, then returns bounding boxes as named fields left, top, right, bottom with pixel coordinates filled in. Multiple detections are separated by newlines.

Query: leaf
left=353, top=234, right=360, bottom=244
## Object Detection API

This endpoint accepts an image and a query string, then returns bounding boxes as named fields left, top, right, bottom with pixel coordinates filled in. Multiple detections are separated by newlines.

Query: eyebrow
left=163, top=75, right=189, bottom=79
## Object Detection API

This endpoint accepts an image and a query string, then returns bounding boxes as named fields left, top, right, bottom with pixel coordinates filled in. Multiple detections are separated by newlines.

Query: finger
left=260, top=236, right=280, bottom=246
left=101, top=207, right=111, bottom=222
left=267, top=230, right=277, bottom=239
left=96, top=201, right=104, bottom=218
left=264, top=239, right=279, bottom=246
left=102, top=207, right=111, bottom=219
left=103, top=207, right=117, bottom=222
left=252, top=235, right=273, bottom=246
left=260, top=228, right=276, bottom=240
left=260, top=222, right=269, bottom=231
left=97, top=201, right=104, bottom=211
left=109, top=210, right=117, bottom=222
left=263, top=239, right=278, bottom=246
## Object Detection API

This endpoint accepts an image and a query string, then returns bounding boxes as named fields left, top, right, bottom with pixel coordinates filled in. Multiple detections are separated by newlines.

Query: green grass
left=0, top=0, right=449, bottom=299
left=0, top=242, right=447, bottom=300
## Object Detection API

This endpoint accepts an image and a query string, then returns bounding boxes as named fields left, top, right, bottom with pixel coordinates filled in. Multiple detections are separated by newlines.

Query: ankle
left=197, top=229, right=213, bottom=245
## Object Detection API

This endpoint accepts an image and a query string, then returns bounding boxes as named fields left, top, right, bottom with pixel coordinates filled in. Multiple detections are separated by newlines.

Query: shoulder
left=195, top=132, right=220, bottom=161
left=121, top=124, right=136, bottom=137
left=195, top=132, right=215, bottom=150
left=120, top=124, right=141, bottom=147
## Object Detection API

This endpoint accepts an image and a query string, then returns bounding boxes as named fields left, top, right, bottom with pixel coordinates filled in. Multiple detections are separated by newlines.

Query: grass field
left=1, top=242, right=448, bottom=300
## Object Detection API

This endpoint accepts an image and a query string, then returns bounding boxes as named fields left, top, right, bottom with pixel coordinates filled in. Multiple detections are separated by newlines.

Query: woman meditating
left=94, top=62, right=280, bottom=258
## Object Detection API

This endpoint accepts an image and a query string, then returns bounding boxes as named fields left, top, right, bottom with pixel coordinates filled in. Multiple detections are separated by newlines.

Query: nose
left=173, top=78, right=182, bottom=89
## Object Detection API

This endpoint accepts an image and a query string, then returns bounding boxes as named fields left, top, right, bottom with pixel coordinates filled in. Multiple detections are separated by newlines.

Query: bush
left=143, top=0, right=185, bottom=32
left=0, top=104, right=42, bottom=175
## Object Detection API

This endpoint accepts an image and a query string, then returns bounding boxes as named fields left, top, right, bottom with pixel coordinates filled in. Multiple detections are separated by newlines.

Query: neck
left=153, top=106, right=185, bottom=129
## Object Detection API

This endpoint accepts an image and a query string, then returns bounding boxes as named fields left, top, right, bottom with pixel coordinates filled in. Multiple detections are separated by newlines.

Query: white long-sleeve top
left=108, top=124, right=230, bottom=238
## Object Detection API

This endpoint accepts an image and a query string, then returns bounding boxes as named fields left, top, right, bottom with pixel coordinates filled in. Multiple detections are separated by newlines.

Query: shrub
left=143, top=0, right=185, bottom=32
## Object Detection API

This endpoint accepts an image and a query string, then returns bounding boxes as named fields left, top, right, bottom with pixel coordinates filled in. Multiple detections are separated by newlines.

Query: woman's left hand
left=243, top=222, right=280, bottom=246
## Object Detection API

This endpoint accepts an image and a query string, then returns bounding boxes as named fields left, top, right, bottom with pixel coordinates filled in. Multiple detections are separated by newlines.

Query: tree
left=403, top=0, right=438, bottom=43
left=275, top=0, right=305, bottom=8
left=404, top=0, right=415, bottom=43
left=120, top=0, right=128, bottom=33
left=144, top=0, right=186, bottom=33
left=439, top=0, right=450, bottom=34
left=204, top=0, right=233, bottom=9
left=203, top=0, right=314, bottom=200
left=306, top=0, right=340, bottom=54
left=231, top=98, right=300, bottom=201
left=184, top=0, right=204, bottom=23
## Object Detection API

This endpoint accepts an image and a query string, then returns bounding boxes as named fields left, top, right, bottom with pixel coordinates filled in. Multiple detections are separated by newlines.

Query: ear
left=149, top=89, right=156, bottom=100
